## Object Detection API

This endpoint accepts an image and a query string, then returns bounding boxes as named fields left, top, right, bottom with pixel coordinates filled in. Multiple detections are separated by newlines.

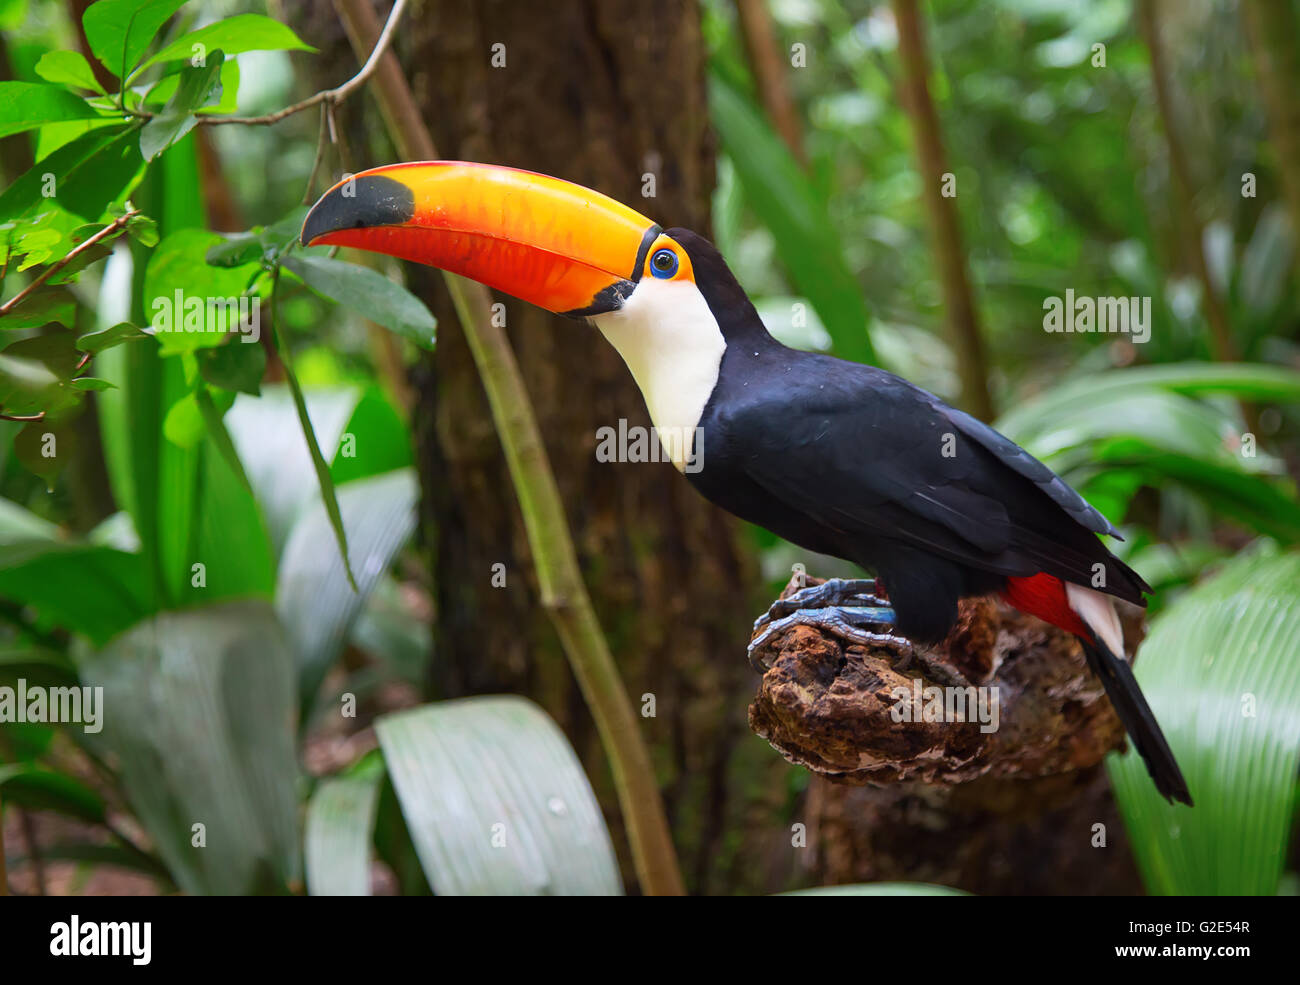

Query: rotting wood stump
left=747, top=573, right=1148, bottom=893
left=747, top=573, right=1134, bottom=789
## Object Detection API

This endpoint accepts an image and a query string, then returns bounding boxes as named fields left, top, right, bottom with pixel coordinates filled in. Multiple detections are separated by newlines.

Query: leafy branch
left=0, top=209, right=140, bottom=319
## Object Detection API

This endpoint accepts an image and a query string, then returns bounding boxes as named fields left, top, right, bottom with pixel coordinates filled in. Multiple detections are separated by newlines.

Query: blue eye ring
left=650, top=248, right=679, bottom=279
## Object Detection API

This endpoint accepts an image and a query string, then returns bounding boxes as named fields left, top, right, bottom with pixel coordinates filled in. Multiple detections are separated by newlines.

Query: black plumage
left=674, top=229, right=1149, bottom=644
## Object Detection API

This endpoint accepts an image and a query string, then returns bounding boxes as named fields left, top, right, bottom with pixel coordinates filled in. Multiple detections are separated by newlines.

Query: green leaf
left=1109, top=543, right=1300, bottom=895
left=998, top=363, right=1300, bottom=542
left=0, top=645, right=79, bottom=690
left=83, top=0, right=187, bottom=79
left=278, top=468, right=418, bottom=715
left=305, top=765, right=383, bottom=896
left=140, top=12, right=316, bottom=70
left=0, top=288, right=76, bottom=330
left=0, top=126, right=128, bottom=222
left=95, top=133, right=206, bottom=609
left=709, top=73, right=878, bottom=366
left=34, top=51, right=106, bottom=95
left=15, top=420, right=77, bottom=484
left=70, top=377, right=115, bottom=392
left=161, top=388, right=204, bottom=447
left=145, top=56, right=239, bottom=116
left=139, top=52, right=224, bottom=161
left=143, top=228, right=260, bottom=353
left=77, top=601, right=301, bottom=895
left=197, top=337, right=265, bottom=395
left=0, top=765, right=107, bottom=824
left=125, top=213, right=159, bottom=247
left=375, top=696, right=623, bottom=896
left=783, top=883, right=970, bottom=896
left=76, top=321, right=150, bottom=353
left=205, top=232, right=264, bottom=268
left=55, top=129, right=145, bottom=222
left=281, top=255, right=437, bottom=350
left=329, top=386, right=413, bottom=485
left=0, top=542, right=154, bottom=645
left=0, top=82, right=103, bottom=138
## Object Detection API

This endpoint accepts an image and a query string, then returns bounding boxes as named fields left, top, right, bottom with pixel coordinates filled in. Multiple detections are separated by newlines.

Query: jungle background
left=0, top=0, right=1297, bottom=897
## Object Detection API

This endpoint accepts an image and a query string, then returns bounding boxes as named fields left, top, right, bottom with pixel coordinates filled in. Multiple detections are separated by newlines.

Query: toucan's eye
left=650, top=248, right=678, bottom=279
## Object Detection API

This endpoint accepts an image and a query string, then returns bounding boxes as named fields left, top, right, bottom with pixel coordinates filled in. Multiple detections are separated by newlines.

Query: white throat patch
left=591, top=278, right=726, bottom=472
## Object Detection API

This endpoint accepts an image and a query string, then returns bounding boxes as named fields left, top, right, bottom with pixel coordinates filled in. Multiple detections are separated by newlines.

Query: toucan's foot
left=752, top=578, right=887, bottom=633
left=747, top=603, right=909, bottom=673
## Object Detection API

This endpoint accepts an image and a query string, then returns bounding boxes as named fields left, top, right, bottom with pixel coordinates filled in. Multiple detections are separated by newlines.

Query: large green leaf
left=82, top=0, right=187, bottom=79
left=139, top=52, right=225, bottom=161
left=709, top=73, right=878, bottom=366
left=0, top=542, right=155, bottom=645
left=375, top=696, right=623, bottom=896
left=0, top=125, right=132, bottom=223
left=997, top=363, right=1300, bottom=438
left=784, top=883, right=969, bottom=896
left=97, top=137, right=209, bottom=608
left=304, top=758, right=383, bottom=897
left=0, top=764, right=107, bottom=824
left=0, top=82, right=103, bottom=138
left=77, top=601, right=301, bottom=895
left=281, top=255, right=437, bottom=351
left=998, top=363, right=1300, bottom=540
left=278, top=468, right=418, bottom=713
left=1109, top=543, right=1300, bottom=895
left=140, top=13, right=316, bottom=70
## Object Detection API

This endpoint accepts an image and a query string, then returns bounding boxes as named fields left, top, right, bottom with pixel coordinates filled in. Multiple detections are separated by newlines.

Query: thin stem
left=0, top=209, right=140, bottom=318
left=333, top=0, right=686, bottom=897
left=184, top=0, right=408, bottom=128
left=891, top=0, right=994, bottom=421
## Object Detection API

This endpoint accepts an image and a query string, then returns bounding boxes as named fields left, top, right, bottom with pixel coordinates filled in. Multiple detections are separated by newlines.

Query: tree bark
left=405, top=0, right=777, bottom=894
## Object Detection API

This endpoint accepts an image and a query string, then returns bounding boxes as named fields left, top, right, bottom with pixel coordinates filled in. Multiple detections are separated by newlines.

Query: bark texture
left=404, top=0, right=777, bottom=893
left=750, top=575, right=1145, bottom=894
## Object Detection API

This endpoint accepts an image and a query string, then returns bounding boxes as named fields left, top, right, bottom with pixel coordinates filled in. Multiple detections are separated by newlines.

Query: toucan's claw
left=751, top=578, right=887, bottom=632
left=747, top=603, right=906, bottom=674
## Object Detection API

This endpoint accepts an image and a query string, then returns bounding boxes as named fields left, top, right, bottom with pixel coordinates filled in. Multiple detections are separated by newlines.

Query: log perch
left=748, top=574, right=1137, bottom=789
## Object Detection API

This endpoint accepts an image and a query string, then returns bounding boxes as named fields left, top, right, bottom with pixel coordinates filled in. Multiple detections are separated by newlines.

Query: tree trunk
left=405, top=0, right=779, bottom=894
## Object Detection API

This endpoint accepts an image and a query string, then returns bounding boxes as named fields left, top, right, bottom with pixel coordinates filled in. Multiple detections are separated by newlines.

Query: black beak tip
left=297, top=173, right=417, bottom=250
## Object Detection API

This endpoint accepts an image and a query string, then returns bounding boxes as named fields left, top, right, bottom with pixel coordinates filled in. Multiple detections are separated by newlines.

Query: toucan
left=301, top=161, right=1192, bottom=806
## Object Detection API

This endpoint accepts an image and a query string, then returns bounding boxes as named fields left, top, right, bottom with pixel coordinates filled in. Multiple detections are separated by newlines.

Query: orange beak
left=300, top=161, right=662, bottom=316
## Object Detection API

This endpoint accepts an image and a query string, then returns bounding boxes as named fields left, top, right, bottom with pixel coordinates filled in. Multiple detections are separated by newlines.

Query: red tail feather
left=1001, top=572, right=1091, bottom=640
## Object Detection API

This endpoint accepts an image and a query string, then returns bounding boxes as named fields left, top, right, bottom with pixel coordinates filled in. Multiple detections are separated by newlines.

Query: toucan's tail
left=1078, top=635, right=1193, bottom=806
left=1002, top=574, right=1192, bottom=806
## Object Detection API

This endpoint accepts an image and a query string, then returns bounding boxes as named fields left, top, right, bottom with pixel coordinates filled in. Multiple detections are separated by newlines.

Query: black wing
left=710, top=356, right=1150, bottom=603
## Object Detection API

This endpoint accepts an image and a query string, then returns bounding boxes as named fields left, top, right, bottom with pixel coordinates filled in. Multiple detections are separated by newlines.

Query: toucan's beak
left=300, top=161, right=661, bottom=317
